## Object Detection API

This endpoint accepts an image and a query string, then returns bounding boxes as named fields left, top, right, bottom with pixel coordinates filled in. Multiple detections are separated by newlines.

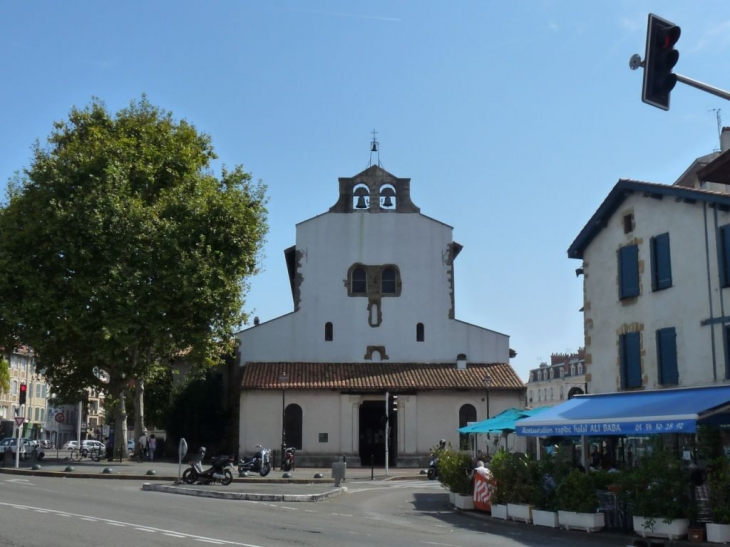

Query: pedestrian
left=148, top=434, right=156, bottom=461
left=138, top=430, right=148, bottom=461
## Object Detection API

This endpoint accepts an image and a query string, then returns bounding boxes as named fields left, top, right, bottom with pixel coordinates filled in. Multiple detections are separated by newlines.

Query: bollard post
left=371, top=454, right=374, bottom=481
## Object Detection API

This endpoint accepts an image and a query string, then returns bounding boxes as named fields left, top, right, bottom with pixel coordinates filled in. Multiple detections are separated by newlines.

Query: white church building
left=236, top=163, right=525, bottom=467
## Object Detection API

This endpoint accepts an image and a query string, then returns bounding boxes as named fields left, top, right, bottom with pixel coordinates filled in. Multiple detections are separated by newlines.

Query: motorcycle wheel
left=221, top=469, right=233, bottom=486
left=182, top=468, right=197, bottom=484
left=427, top=468, right=437, bottom=480
left=259, top=462, right=271, bottom=477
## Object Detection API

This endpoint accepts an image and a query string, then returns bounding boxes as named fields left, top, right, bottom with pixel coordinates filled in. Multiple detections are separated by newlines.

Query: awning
left=459, top=407, right=549, bottom=434
left=515, top=385, right=730, bottom=437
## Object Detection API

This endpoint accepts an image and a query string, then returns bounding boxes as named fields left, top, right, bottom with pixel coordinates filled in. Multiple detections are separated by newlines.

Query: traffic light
left=18, top=383, right=27, bottom=406
left=642, top=13, right=681, bottom=110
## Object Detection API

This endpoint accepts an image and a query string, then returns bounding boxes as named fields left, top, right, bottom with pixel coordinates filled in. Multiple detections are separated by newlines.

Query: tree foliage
left=164, top=371, right=228, bottom=455
left=0, top=357, right=10, bottom=396
left=0, top=96, right=268, bottom=451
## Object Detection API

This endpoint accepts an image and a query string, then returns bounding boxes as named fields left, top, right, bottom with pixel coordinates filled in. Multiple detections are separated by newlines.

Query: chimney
left=456, top=354, right=467, bottom=370
left=721, top=127, right=730, bottom=152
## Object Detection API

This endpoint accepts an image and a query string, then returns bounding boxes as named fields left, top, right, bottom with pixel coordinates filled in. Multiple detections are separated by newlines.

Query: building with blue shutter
left=568, top=128, right=730, bottom=395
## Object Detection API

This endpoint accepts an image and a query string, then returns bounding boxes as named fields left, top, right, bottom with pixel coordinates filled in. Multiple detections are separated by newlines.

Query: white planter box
left=633, top=516, right=689, bottom=540
left=448, top=492, right=455, bottom=505
left=706, top=523, right=730, bottom=544
left=507, top=503, right=533, bottom=523
left=491, top=504, right=508, bottom=520
left=558, top=510, right=605, bottom=532
left=454, top=494, right=474, bottom=510
left=532, top=509, right=560, bottom=528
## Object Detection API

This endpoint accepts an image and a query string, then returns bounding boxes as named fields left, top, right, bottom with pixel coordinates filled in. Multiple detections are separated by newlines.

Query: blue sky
left=2, top=1, right=729, bottom=383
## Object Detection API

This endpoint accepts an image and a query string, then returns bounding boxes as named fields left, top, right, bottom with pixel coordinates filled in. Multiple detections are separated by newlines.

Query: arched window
left=11, top=380, right=17, bottom=395
left=284, top=404, right=303, bottom=450
left=382, top=267, right=397, bottom=294
left=550, top=387, right=554, bottom=400
left=351, top=267, right=367, bottom=295
left=577, top=363, right=583, bottom=375
left=325, top=322, right=333, bottom=341
left=458, top=404, right=477, bottom=450
left=416, top=323, right=425, bottom=342
left=570, top=364, right=575, bottom=376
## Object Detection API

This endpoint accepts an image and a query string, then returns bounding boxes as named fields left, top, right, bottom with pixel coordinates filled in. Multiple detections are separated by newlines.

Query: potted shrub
left=488, top=450, right=511, bottom=519
left=529, top=456, right=564, bottom=528
left=436, top=448, right=474, bottom=510
left=506, top=453, right=535, bottom=523
left=556, top=468, right=605, bottom=532
left=707, top=456, right=730, bottom=544
left=618, top=439, right=691, bottom=540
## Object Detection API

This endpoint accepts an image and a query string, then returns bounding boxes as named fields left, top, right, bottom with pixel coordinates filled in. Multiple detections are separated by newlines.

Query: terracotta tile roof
left=241, top=362, right=525, bottom=392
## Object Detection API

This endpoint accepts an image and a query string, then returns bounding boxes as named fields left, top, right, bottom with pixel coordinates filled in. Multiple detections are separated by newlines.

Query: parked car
left=0, top=438, right=28, bottom=459
left=62, top=440, right=105, bottom=455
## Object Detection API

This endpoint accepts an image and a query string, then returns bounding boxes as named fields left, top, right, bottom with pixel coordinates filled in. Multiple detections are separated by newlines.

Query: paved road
left=0, top=473, right=644, bottom=547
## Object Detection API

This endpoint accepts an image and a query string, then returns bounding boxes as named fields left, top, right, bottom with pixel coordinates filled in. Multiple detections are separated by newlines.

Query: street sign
left=55, top=413, right=65, bottom=423
left=178, top=438, right=188, bottom=459
left=14, top=416, right=25, bottom=427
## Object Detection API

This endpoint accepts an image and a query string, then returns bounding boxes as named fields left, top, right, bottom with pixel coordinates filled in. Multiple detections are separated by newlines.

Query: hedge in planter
left=556, top=468, right=599, bottom=514
left=616, top=438, right=691, bottom=529
left=709, top=455, right=730, bottom=525
left=437, top=448, right=474, bottom=496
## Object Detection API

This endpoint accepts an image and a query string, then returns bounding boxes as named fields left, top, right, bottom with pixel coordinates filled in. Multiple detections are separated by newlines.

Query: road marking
left=6, top=479, right=33, bottom=485
left=420, top=542, right=461, bottom=547
left=0, top=501, right=268, bottom=547
left=135, top=528, right=155, bottom=532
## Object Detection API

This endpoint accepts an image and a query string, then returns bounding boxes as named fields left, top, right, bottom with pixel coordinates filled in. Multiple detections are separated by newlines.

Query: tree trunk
left=134, top=376, right=145, bottom=456
left=113, top=383, right=128, bottom=460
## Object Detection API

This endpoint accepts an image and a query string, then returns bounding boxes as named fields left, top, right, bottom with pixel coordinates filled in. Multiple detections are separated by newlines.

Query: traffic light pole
left=675, top=74, right=730, bottom=102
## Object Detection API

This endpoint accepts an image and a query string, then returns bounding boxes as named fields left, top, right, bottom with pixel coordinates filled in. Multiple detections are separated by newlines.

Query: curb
left=141, top=483, right=346, bottom=502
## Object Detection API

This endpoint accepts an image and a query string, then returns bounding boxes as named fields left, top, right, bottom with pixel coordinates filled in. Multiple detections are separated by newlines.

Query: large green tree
left=0, top=96, right=267, bottom=454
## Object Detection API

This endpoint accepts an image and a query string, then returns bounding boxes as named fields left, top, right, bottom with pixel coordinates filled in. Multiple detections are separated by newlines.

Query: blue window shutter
left=656, top=327, right=678, bottom=384
left=720, top=225, right=730, bottom=288
left=651, top=233, right=672, bottom=291
left=620, top=332, right=642, bottom=388
left=619, top=245, right=640, bottom=299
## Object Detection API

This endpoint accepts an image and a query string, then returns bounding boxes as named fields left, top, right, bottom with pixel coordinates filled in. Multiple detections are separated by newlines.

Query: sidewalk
left=0, top=456, right=427, bottom=483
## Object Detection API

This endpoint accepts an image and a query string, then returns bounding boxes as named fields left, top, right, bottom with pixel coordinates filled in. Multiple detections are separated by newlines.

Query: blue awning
left=515, top=385, right=730, bottom=437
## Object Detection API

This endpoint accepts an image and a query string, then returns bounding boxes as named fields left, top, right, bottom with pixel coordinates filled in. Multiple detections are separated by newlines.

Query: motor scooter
left=238, top=444, right=272, bottom=477
left=281, top=447, right=295, bottom=472
left=182, top=447, right=234, bottom=485
left=427, top=456, right=438, bottom=480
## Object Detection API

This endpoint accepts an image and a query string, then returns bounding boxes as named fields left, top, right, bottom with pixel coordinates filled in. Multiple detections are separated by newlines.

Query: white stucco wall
left=239, top=388, right=524, bottom=458
left=582, top=194, right=730, bottom=394
left=238, top=211, right=509, bottom=363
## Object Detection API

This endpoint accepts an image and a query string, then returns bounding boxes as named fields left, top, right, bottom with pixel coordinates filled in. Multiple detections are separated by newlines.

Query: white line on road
left=0, top=501, right=267, bottom=547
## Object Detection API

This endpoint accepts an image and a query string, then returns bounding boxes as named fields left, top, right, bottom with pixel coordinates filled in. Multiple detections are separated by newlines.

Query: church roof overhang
left=241, top=362, right=525, bottom=392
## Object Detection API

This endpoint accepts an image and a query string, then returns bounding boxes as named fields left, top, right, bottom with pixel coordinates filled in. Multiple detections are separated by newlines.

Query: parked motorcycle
left=428, top=440, right=446, bottom=480
left=182, top=448, right=234, bottom=485
left=281, top=447, right=295, bottom=472
left=427, top=456, right=439, bottom=480
left=238, top=444, right=272, bottom=477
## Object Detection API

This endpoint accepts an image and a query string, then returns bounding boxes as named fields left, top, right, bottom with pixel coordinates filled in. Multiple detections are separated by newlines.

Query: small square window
left=623, top=213, right=634, bottom=234
left=318, top=433, right=328, bottom=443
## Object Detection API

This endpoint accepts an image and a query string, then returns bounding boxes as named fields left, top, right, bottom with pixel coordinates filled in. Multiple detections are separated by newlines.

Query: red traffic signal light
left=19, top=383, right=27, bottom=406
left=642, top=13, right=681, bottom=110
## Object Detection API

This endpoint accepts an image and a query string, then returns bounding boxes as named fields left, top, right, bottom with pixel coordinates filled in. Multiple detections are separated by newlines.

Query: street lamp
left=279, top=371, right=288, bottom=470
left=484, top=373, right=492, bottom=444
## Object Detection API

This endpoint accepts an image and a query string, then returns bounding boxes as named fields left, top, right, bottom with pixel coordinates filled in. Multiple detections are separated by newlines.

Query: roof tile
left=241, top=362, right=525, bottom=392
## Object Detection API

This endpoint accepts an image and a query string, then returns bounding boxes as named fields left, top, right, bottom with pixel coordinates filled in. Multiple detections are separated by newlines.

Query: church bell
left=355, top=196, right=368, bottom=209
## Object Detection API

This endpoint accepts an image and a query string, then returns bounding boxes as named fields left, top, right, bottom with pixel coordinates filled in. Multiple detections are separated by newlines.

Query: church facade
left=236, top=164, right=525, bottom=467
